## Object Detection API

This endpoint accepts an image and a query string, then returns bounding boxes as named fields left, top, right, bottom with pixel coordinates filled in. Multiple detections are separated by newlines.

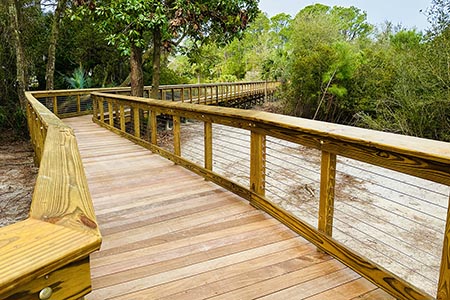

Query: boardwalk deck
left=65, top=115, right=393, bottom=300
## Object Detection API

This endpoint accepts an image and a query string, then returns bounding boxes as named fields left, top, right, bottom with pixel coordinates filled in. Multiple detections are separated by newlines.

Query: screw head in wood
left=39, top=287, right=53, bottom=300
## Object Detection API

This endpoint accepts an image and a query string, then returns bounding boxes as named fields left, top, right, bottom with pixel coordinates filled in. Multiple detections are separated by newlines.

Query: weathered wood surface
left=65, top=115, right=393, bottom=300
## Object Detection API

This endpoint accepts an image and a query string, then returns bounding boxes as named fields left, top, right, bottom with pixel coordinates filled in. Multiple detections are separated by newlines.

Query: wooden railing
left=0, top=92, right=102, bottom=299
left=91, top=91, right=450, bottom=300
left=31, top=81, right=279, bottom=118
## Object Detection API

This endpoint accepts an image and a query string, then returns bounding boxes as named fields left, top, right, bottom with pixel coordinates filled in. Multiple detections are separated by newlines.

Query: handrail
left=0, top=92, right=101, bottom=299
left=30, top=81, right=279, bottom=118
left=91, top=91, right=450, bottom=300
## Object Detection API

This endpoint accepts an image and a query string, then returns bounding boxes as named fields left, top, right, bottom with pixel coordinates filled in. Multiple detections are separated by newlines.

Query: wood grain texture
left=30, top=126, right=99, bottom=236
left=249, top=193, right=433, bottom=300
left=0, top=93, right=102, bottom=299
left=0, top=219, right=98, bottom=298
left=318, top=151, right=337, bottom=236
left=250, top=131, right=266, bottom=196
left=173, top=115, right=181, bottom=156
left=204, top=121, right=213, bottom=170
left=3, top=257, right=91, bottom=300
left=133, top=107, right=140, bottom=139
left=64, top=115, right=391, bottom=300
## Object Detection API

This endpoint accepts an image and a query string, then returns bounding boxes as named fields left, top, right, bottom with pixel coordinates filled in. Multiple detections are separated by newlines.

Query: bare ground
left=0, top=130, right=38, bottom=227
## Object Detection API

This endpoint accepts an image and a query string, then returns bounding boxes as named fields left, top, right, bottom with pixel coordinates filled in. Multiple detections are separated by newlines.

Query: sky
left=258, top=0, right=432, bottom=31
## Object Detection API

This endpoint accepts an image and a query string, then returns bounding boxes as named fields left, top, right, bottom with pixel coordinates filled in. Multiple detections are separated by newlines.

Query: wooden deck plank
left=304, top=278, right=378, bottom=300
left=64, top=115, right=394, bottom=300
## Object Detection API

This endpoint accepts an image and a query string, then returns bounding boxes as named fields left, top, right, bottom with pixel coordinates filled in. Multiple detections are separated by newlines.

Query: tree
left=45, top=0, right=68, bottom=90
left=284, top=4, right=370, bottom=123
left=8, top=0, right=27, bottom=109
left=74, top=0, right=259, bottom=97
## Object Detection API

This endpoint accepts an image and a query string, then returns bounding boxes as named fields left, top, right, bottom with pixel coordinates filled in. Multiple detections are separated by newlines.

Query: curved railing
left=91, top=91, right=450, bottom=300
left=30, top=81, right=279, bottom=118
left=0, top=81, right=275, bottom=299
left=0, top=92, right=101, bottom=299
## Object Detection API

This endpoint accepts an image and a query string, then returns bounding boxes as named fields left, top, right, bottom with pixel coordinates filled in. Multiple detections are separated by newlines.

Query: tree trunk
left=45, top=0, right=67, bottom=90
left=151, top=28, right=162, bottom=99
left=130, top=43, right=144, bottom=97
left=120, top=48, right=153, bottom=87
left=8, top=0, right=27, bottom=110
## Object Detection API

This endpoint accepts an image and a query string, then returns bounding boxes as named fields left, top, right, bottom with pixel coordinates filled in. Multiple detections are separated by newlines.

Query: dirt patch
left=0, top=129, right=38, bottom=227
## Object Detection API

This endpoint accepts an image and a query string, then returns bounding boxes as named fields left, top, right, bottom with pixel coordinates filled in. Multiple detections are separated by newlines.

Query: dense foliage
left=1, top=0, right=449, bottom=141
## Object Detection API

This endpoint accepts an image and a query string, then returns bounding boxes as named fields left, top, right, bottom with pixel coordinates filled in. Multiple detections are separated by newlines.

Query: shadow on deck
left=65, top=115, right=392, bottom=300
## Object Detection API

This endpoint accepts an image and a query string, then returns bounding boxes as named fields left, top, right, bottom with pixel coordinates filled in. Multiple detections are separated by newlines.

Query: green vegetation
left=1, top=0, right=449, bottom=141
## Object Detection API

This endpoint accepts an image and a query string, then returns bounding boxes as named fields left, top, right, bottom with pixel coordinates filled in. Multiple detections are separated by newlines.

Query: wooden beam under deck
left=64, top=115, right=394, bottom=300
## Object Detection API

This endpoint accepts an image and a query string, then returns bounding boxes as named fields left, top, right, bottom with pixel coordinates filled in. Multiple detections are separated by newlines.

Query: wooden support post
left=52, top=96, right=58, bottom=115
left=438, top=194, right=450, bottom=300
left=198, top=87, right=201, bottom=104
left=189, top=87, right=192, bottom=103
left=119, top=104, right=125, bottom=132
left=318, top=151, right=337, bottom=236
left=92, top=96, right=98, bottom=119
left=145, top=110, right=151, bottom=141
left=181, top=88, right=185, bottom=103
left=133, top=107, right=140, bottom=138
left=77, top=94, right=81, bottom=113
left=250, top=131, right=266, bottom=196
left=264, top=80, right=268, bottom=101
left=173, top=115, right=181, bottom=156
left=108, top=102, right=113, bottom=126
left=150, top=110, right=157, bottom=145
left=216, top=86, right=219, bottom=104
left=204, top=122, right=213, bottom=171
left=210, top=86, right=213, bottom=104
left=99, top=98, right=104, bottom=123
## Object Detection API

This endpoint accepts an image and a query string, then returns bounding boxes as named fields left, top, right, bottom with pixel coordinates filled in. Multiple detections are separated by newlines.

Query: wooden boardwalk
left=65, top=115, right=393, bottom=300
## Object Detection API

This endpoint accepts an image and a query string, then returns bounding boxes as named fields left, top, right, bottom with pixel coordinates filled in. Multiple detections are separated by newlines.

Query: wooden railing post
left=438, top=194, right=450, bottom=300
left=119, top=104, right=125, bottom=132
left=108, top=101, right=113, bottom=127
left=318, top=151, right=337, bottom=236
left=173, top=115, right=181, bottom=156
left=92, top=95, right=98, bottom=118
left=99, top=98, right=104, bottom=123
left=181, top=88, right=185, bottom=103
left=216, top=86, right=219, bottom=104
left=264, top=80, right=268, bottom=101
left=77, top=94, right=81, bottom=113
left=133, top=107, right=140, bottom=138
left=204, top=122, right=213, bottom=171
left=250, top=131, right=266, bottom=196
left=52, top=96, right=58, bottom=115
left=150, top=110, right=157, bottom=145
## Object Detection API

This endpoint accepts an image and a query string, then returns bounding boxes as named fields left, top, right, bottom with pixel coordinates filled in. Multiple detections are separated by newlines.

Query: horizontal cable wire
left=336, top=167, right=448, bottom=211
left=332, top=222, right=437, bottom=286
left=339, top=160, right=448, bottom=198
